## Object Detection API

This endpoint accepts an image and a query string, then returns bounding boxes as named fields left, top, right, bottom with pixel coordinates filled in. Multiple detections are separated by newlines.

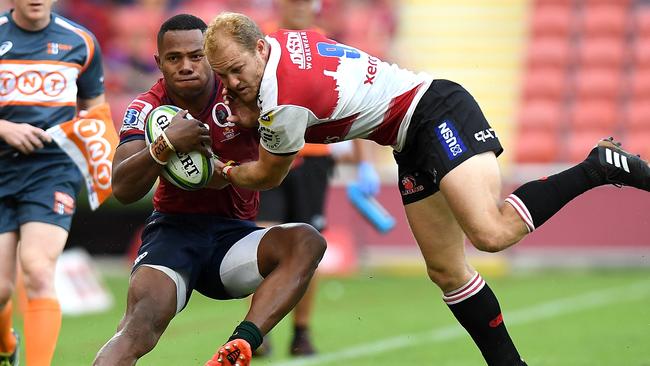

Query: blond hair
left=204, top=12, right=265, bottom=60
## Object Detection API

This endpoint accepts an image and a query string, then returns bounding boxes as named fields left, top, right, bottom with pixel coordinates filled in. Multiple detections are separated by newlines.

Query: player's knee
left=425, top=266, right=465, bottom=290
left=22, top=263, right=55, bottom=295
left=289, top=224, right=327, bottom=266
left=467, top=231, right=506, bottom=253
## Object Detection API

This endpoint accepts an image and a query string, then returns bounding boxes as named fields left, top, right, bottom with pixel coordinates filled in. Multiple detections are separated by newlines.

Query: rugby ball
left=145, top=105, right=213, bottom=190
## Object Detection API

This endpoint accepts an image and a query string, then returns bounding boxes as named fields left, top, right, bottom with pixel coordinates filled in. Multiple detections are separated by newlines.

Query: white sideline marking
left=274, top=280, right=650, bottom=366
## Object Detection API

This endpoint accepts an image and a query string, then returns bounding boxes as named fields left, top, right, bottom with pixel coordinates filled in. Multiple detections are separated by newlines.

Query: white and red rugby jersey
left=257, top=30, right=432, bottom=154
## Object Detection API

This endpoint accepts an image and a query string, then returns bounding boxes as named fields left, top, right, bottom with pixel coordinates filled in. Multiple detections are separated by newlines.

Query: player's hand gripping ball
left=145, top=105, right=213, bottom=190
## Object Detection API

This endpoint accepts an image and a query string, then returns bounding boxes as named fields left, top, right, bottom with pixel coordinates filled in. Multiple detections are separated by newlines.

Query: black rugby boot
left=584, top=137, right=650, bottom=191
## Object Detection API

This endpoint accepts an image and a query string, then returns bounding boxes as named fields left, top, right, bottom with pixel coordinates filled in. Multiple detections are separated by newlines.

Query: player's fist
left=205, top=156, right=235, bottom=190
left=0, top=120, right=51, bottom=154
left=222, top=88, right=260, bottom=129
left=164, top=110, right=212, bottom=156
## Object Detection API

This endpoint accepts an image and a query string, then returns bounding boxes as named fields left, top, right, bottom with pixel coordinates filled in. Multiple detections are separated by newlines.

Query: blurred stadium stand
left=518, top=0, right=650, bottom=164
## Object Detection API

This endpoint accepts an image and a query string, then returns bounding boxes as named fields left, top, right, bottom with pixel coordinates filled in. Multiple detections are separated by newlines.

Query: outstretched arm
left=218, top=146, right=297, bottom=191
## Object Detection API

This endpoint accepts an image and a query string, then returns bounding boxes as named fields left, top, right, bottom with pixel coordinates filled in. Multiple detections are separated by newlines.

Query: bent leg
left=441, top=150, right=610, bottom=253
left=246, top=224, right=326, bottom=335
left=405, top=192, right=524, bottom=366
left=93, top=266, right=178, bottom=366
left=439, top=152, right=529, bottom=252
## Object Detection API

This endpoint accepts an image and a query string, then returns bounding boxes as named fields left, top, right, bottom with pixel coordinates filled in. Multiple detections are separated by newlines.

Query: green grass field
left=14, top=269, right=650, bottom=365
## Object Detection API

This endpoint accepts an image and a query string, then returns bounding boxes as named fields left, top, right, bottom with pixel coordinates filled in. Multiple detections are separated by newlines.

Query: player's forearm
left=228, top=161, right=287, bottom=191
left=112, top=148, right=163, bottom=204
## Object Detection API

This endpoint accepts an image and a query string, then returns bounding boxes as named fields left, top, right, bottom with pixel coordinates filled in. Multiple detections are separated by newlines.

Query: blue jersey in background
left=0, top=10, right=104, bottom=160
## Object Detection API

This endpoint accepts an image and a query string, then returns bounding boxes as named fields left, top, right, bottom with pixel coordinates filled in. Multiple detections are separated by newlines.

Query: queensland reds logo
left=0, top=70, right=67, bottom=97
left=73, top=119, right=112, bottom=190
left=402, top=175, right=415, bottom=191
left=212, top=102, right=235, bottom=128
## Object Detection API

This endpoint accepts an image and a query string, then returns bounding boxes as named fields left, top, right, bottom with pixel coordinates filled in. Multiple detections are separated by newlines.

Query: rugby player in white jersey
left=202, top=11, right=650, bottom=366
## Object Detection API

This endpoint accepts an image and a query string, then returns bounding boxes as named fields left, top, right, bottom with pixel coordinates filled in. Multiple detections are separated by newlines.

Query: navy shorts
left=0, top=154, right=82, bottom=233
left=132, top=211, right=264, bottom=303
left=394, top=79, right=504, bottom=205
left=257, top=156, right=334, bottom=231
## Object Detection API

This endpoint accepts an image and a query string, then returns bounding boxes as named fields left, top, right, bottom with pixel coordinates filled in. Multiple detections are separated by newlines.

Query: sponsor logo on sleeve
left=285, top=31, right=312, bottom=70
left=119, top=99, right=152, bottom=133
left=435, top=119, right=466, bottom=160
left=259, top=111, right=274, bottom=126
left=122, top=108, right=139, bottom=128
left=259, top=126, right=281, bottom=149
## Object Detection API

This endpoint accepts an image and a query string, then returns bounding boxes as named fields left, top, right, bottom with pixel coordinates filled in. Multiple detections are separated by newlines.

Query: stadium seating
left=625, top=99, right=650, bottom=134
left=634, top=5, right=650, bottom=37
left=527, top=36, right=572, bottom=69
left=566, top=131, right=611, bottom=162
left=522, top=67, right=567, bottom=101
left=569, top=99, right=620, bottom=134
left=624, top=132, right=650, bottom=159
left=632, top=38, right=650, bottom=68
left=515, top=129, right=561, bottom=163
left=573, top=67, right=623, bottom=100
left=576, top=37, right=627, bottom=69
left=518, top=0, right=648, bottom=164
left=518, top=99, right=564, bottom=133
left=530, top=4, right=573, bottom=38
left=628, top=69, right=650, bottom=99
left=579, top=4, right=628, bottom=38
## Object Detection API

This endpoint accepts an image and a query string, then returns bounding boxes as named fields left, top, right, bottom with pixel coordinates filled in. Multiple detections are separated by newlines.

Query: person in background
left=0, top=0, right=106, bottom=365
left=253, top=0, right=380, bottom=357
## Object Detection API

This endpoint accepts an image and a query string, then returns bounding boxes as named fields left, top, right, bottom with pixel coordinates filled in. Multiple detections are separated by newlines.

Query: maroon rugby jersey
left=118, top=76, right=259, bottom=218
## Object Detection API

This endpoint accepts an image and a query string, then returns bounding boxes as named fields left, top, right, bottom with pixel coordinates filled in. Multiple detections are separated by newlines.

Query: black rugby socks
left=228, top=320, right=264, bottom=351
left=444, top=273, right=523, bottom=366
left=506, top=158, right=602, bottom=231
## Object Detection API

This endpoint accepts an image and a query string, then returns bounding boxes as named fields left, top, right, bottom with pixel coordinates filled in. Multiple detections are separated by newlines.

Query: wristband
left=221, top=165, right=233, bottom=181
left=149, top=143, right=168, bottom=165
left=149, top=134, right=172, bottom=165
left=160, top=129, right=176, bottom=151
left=220, top=160, right=237, bottom=181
